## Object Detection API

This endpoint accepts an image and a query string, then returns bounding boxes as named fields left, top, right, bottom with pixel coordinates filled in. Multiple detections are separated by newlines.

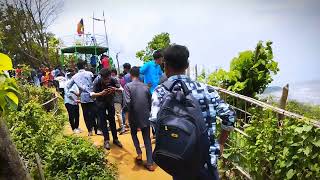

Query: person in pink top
left=101, top=55, right=110, bottom=69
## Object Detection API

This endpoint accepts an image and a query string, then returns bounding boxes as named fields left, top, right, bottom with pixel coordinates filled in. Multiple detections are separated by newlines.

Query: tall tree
left=0, top=0, right=63, bottom=67
left=136, top=32, right=170, bottom=62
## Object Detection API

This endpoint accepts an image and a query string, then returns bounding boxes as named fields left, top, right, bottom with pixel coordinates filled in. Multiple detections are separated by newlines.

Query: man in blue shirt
left=140, top=50, right=163, bottom=94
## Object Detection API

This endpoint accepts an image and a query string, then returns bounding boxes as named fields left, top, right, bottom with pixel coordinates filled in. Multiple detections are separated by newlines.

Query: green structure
left=60, top=45, right=108, bottom=65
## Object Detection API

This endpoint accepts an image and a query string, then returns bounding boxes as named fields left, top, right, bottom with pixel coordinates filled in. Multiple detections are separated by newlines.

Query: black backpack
left=153, top=80, right=212, bottom=178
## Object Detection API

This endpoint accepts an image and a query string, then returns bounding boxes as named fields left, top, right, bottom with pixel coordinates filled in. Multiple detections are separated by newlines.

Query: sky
left=49, top=0, right=320, bottom=86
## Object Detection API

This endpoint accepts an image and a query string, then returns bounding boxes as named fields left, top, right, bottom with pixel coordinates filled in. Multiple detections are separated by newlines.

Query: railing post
left=278, top=84, right=289, bottom=126
left=35, top=153, right=45, bottom=180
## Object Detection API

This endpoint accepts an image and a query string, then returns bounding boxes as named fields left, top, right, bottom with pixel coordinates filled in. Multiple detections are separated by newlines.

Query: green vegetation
left=0, top=53, right=19, bottom=112
left=204, top=41, right=320, bottom=179
left=286, top=100, right=320, bottom=120
left=223, top=107, right=320, bottom=180
left=136, top=32, right=170, bottom=62
left=3, top=83, right=117, bottom=179
left=208, top=41, right=279, bottom=97
left=0, top=0, right=63, bottom=67
left=46, top=136, right=117, bottom=180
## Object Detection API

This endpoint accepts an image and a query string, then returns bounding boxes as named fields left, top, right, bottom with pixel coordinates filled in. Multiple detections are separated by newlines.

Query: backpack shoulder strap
left=162, top=80, right=190, bottom=95
left=162, top=80, right=174, bottom=91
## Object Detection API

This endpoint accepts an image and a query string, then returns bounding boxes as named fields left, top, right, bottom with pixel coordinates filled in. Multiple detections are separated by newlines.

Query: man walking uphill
left=150, top=44, right=236, bottom=180
left=140, top=50, right=163, bottom=94
left=123, top=67, right=155, bottom=171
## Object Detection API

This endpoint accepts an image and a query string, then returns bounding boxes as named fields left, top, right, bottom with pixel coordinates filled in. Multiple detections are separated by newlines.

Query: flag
left=77, top=19, right=84, bottom=35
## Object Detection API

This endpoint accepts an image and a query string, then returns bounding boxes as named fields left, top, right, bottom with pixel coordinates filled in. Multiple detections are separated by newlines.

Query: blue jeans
left=173, top=166, right=219, bottom=180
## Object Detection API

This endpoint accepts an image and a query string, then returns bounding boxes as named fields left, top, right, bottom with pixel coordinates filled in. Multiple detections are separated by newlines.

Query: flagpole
left=93, top=12, right=95, bottom=37
left=103, top=11, right=109, bottom=55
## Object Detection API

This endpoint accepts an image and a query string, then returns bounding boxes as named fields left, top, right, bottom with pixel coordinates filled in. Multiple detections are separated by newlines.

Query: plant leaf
left=0, top=53, right=13, bottom=70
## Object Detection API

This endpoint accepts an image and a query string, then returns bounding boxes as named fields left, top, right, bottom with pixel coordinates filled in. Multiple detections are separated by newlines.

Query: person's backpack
left=153, top=80, right=212, bottom=178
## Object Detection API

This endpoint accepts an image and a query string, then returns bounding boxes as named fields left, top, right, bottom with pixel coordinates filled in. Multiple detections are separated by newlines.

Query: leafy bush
left=208, top=41, right=279, bottom=97
left=6, top=99, right=66, bottom=172
left=45, top=136, right=117, bottom=180
left=5, top=84, right=118, bottom=179
left=224, top=108, right=320, bottom=179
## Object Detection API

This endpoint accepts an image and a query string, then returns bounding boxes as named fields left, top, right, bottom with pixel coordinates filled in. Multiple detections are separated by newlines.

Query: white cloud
left=50, top=0, right=320, bottom=84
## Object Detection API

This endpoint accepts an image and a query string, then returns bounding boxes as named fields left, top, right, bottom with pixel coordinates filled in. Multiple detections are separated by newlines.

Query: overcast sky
left=49, top=0, right=320, bottom=85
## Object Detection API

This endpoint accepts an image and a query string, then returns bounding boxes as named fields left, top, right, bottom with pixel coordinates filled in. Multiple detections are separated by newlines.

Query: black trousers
left=65, top=103, right=79, bottom=130
left=97, top=103, right=118, bottom=141
left=130, top=126, right=153, bottom=165
left=81, top=102, right=97, bottom=132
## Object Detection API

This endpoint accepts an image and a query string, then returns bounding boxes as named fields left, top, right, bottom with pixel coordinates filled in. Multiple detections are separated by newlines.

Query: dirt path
left=64, top=107, right=171, bottom=180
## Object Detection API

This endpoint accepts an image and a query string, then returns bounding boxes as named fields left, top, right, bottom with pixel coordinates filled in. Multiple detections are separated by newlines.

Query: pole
left=278, top=84, right=289, bottom=126
left=195, top=64, right=198, bottom=80
left=93, top=12, right=95, bottom=37
left=103, top=11, right=109, bottom=55
left=116, top=52, right=120, bottom=74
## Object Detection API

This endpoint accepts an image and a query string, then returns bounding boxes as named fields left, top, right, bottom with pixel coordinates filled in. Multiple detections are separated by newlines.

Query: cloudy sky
left=49, top=0, right=320, bottom=85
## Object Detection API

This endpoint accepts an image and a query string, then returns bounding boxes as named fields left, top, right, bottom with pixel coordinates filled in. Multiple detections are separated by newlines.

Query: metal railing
left=211, top=86, right=320, bottom=179
left=41, top=95, right=59, bottom=114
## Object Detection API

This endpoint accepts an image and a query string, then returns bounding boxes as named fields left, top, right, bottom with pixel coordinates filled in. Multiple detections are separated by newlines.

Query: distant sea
left=261, top=80, right=320, bottom=105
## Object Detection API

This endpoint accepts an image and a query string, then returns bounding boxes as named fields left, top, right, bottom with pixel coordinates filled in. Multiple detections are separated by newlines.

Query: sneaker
left=88, top=131, right=93, bottom=136
left=96, top=130, right=103, bottom=135
left=113, top=139, right=123, bottom=148
left=73, top=129, right=81, bottom=134
left=104, top=141, right=110, bottom=150
left=75, top=128, right=83, bottom=132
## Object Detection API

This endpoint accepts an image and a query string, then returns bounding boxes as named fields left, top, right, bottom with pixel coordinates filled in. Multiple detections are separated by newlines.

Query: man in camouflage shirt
left=149, top=44, right=236, bottom=180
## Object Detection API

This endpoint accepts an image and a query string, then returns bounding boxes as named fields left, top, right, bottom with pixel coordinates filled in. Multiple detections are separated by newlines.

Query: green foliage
left=197, top=69, right=207, bottom=83
left=0, top=73, right=19, bottom=112
left=4, top=83, right=118, bottom=179
left=208, top=41, right=279, bottom=97
left=0, top=53, right=19, bottom=113
left=225, top=107, right=320, bottom=179
left=136, top=32, right=170, bottom=62
left=207, top=69, right=232, bottom=88
left=0, top=1, right=62, bottom=67
left=45, top=136, right=117, bottom=180
left=6, top=101, right=66, bottom=170
left=286, top=100, right=320, bottom=120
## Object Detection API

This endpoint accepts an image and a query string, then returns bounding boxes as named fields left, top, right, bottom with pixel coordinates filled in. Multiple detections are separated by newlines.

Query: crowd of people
left=62, top=50, right=165, bottom=171
left=16, top=44, right=236, bottom=180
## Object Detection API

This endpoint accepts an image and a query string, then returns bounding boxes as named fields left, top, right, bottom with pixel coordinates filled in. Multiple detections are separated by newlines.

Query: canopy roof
left=61, top=46, right=108, bottom=55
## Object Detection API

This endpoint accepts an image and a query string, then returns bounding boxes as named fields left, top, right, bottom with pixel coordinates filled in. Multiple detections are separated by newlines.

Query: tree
left=208, top=41, right=279, bottom=97
left=136, top=32, right=170, bottom=62
left=0, top=0, right=63, bottom=67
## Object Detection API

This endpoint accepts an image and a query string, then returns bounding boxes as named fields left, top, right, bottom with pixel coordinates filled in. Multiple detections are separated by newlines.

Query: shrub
left=5, top=100, right=66, bottom=172
left=225, top=108, right=320, bottom=179
left=45, top=136, right=117, bottom=180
